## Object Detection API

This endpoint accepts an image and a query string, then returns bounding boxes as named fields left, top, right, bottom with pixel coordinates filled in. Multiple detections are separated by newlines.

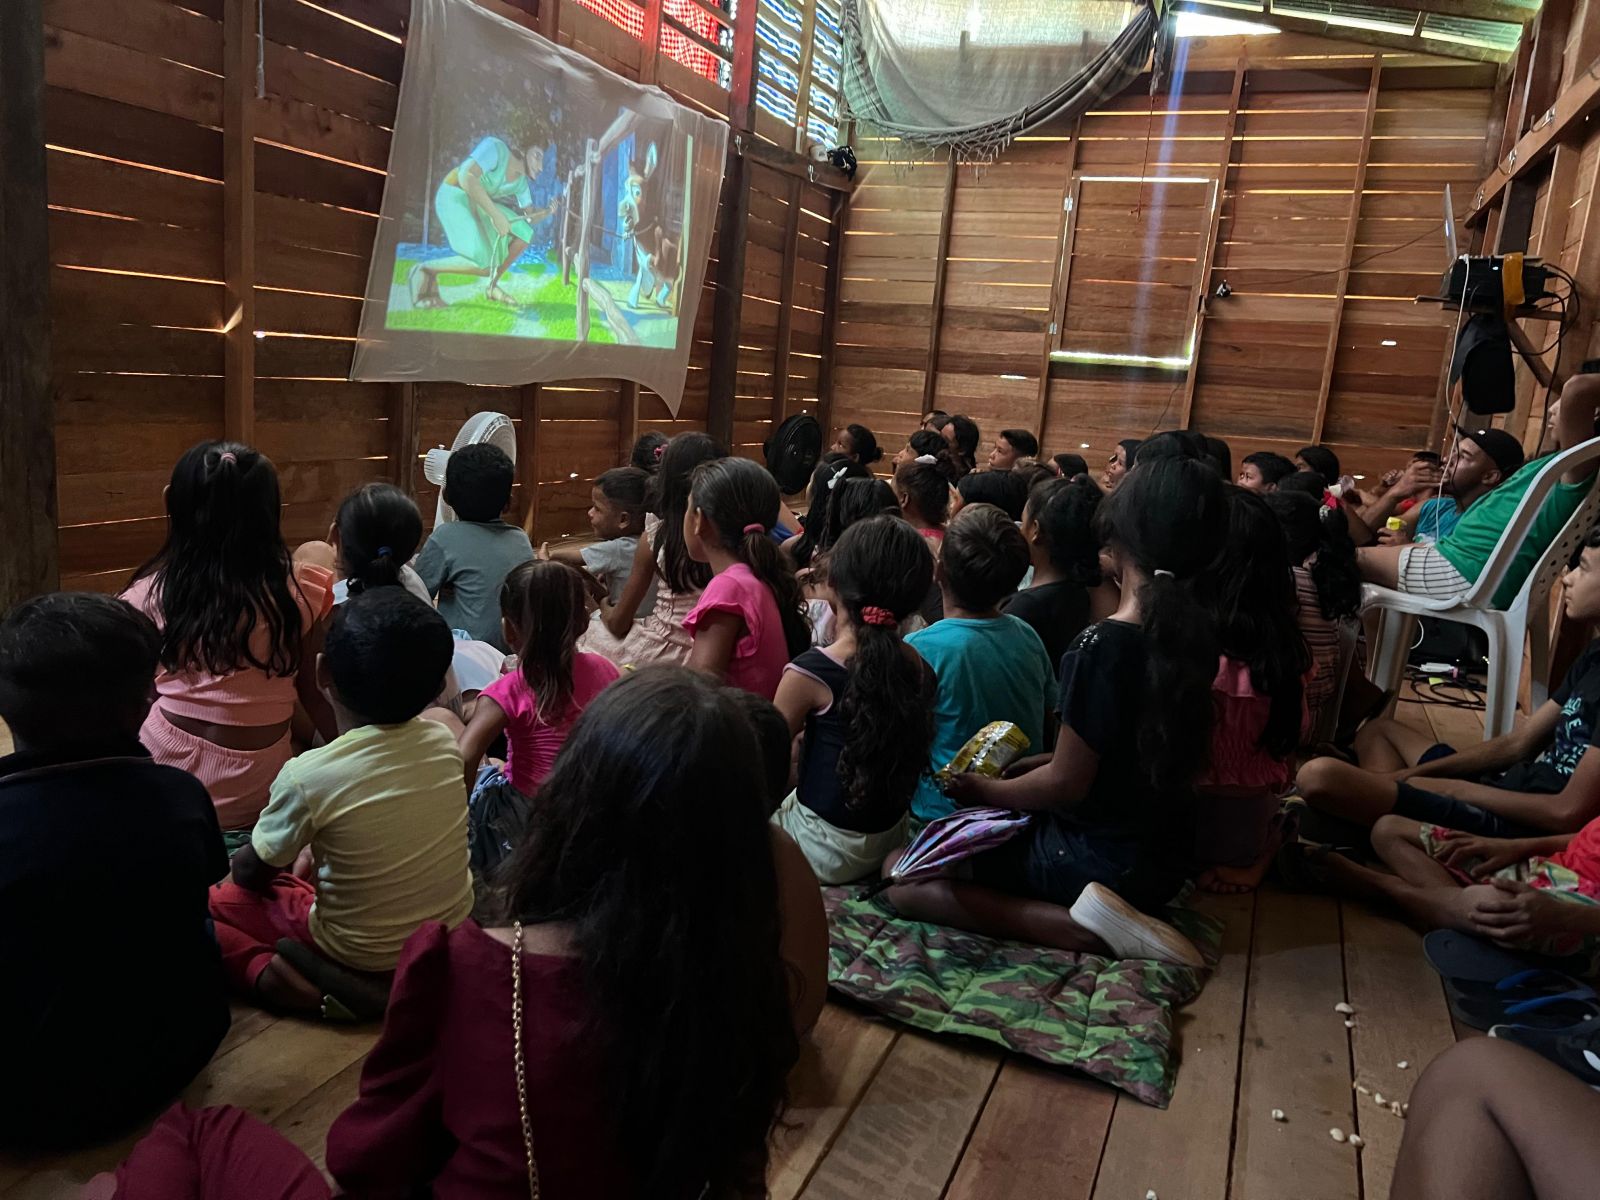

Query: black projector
left=1442, top=255, right=1554, bottom=311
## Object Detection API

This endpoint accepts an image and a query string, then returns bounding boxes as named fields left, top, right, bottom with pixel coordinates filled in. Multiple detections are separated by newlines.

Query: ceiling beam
left=1466, top=54, right=1600, bottom=220
left=1177, top=0, right=1513, bottom=61
left=1316, top=0, right=1537, bottom=24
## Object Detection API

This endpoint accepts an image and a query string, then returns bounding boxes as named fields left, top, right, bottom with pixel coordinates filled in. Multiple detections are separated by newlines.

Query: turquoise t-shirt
left=1435, top=454, right=1590, bottom=608
left=905, top=615, right=1056, bottom=821
left=1412, top=496, right=1460, bottom=545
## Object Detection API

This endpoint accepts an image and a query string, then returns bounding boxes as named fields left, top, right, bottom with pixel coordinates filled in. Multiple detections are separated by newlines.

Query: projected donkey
left=617, top=142, right=680, bottom=312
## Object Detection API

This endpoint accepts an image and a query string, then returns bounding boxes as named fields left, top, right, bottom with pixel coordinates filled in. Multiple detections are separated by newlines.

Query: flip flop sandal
left=1423, top=934, right=1598, bottom=1029
left=275, top=938, right=392, bottom=1023
left=1490, top=1018, right=1600, bottom=1086
left=1452, top=985, right=1600, bottom=1031
left=1423, top=928, right=1538, bottom=983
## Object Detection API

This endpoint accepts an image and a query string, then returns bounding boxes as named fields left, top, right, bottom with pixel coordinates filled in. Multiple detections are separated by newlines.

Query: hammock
left=841, top=0, right=1168, bottom=163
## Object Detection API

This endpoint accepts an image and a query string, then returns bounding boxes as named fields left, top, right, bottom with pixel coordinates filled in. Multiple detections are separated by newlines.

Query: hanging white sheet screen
left=350, top=0, right=729, bottom=415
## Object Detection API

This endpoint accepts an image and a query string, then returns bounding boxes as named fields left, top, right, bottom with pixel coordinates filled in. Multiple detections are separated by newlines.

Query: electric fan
left=765, top=414, right=822, bottom=496
left=423, top=411, right=518, bottom=526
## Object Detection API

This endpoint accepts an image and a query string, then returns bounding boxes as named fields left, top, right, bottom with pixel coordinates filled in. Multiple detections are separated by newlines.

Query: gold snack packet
left=936, top=721, right=1030, bottom=786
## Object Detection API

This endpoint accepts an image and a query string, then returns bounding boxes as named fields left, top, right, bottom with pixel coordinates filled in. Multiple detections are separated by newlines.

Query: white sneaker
left=1069, top=882, right=1205, bottom=967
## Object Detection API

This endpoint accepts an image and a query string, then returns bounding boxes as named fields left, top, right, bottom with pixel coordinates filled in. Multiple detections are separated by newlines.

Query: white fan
left=423, top=411, right=518, bottom=527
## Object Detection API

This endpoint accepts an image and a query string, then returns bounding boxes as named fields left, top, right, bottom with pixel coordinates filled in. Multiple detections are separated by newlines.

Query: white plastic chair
left=1362, top=436, right=1600, bottom=740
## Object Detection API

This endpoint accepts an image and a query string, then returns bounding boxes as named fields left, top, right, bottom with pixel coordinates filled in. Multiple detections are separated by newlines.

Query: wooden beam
left=1510, top=139, right=1583, bottom=438
left=1181, top=56, right=1246, bottom=432
left=0, top=0, right=57, bottom=606
left=1312, top=58, right=1382, bottom=446
left=388, top=383, right=419, bottom=495
left=1329, top=0, right=1535, bottom=22
left=1174, top=0, right=1511, bottom=61
left=1499, top=25, right=1536, bottom=154
left=815, top=186, right=847, bottom=447
left=1524, top=0, right=1574, bottom=124
left=708, top=151, right=750, bottom=451
left=726, top=0, right=758, bottom=132
left=740, top=135, right=854, bottom=192
left=617, top=381, right=639, bottom=467
left=223, top=0, right=257, bottom=445
left=1467, top=54, right=1600, bottom=221
left=920, top=150, right=958, bottom=417
left=771, top=174, right=804, bottom=429
left=519, top=383, right=544, bottom=539
left=537, top=0, right=558, bottom=39
left=638, top=0, right=662, bottom=85
left=1496, top=177, right=1539, bottom=250
left=1034, top=122, right=1081, bottom=449
left=792, top=0, right=821, bottom=155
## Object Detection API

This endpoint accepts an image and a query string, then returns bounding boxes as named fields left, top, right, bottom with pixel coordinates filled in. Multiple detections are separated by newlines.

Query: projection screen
left=350, top=0, right=729, bottom=415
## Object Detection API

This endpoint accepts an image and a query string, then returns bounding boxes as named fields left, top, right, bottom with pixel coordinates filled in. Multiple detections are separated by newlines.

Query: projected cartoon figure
left=617, top=142, right=681, bottom=312
left=409, top=136, right=556, bottom=309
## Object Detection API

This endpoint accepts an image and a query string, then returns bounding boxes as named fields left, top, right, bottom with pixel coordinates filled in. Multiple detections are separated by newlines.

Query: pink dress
left=683, top=563, right=790, bottom=700
left=577, top=515, right=701, bottom=669
left=1194, top=656, right=1299, bottom=869
left=479, top=654, right=620, bottom=793
left=122, top=562, right=333, bottom=830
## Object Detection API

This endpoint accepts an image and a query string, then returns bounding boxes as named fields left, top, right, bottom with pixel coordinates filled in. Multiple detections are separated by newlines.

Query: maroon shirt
left=326, top=920, right=632, bottom=1198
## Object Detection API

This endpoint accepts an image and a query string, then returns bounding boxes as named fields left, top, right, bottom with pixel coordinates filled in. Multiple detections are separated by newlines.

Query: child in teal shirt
left=907, top=503, right=1055, bottom=820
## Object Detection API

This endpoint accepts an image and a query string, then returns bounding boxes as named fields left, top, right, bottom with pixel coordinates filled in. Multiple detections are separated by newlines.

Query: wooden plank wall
left=39, top=0, right=841, bottom=592
left=830, top=30, right=1499, bottom=483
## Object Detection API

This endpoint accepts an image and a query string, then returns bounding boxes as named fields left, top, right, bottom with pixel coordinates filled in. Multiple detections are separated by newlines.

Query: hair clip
left=827, top=465, right=850, bottom=490
left=1153, top=568, right=1175, bottom=578
left=654, top=444, right=666, bottom=460
left=218, top=451, right=238, bottom=465
left=914, top=454, right=938, bottom=465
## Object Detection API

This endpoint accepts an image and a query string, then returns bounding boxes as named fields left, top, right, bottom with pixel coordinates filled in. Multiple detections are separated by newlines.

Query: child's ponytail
left=689, top=457, right=811, bottom=657
left=827, top=517, right=935, bottom=823
left=335, top=482, right=423, bottom=596
left=501, top=560, right=588, bottom=721
left=1265, top=491, right=1361, bottom=622
left=1099, top=457, right=1227, bottom=792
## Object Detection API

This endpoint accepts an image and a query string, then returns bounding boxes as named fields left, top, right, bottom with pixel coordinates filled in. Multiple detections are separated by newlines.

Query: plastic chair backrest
left=1457, top=436, right=1600, bottom=610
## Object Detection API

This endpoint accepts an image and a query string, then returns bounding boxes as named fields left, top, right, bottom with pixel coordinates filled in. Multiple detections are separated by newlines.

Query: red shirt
left=1550, top=816, right=1600, bottom=897
left=325, top=920, right=632, bottom=1199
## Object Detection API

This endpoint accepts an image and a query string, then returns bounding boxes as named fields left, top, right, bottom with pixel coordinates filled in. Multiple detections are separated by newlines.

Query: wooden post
left=575, top=137, right=596, bottom=343
left=792, top=0, right=821, bottom=154
left=1523, top=0, right=1574, bottom=131
left=708, top=0, right=760, bottom=450
left=1311, top=58, right=1381, bottom=446
left=815, top=186, right=847, bottom=446
left=519, top=383, right=544, bottom=538
left=1510, top=139, right=1581, bottom=440
left=223, top=0, right=258, bottom=445
left=1033, top=121, right=1080, bottom=446
left=388, top=383, right=419, bottom=495
left=920, top=149, right=958, bottom=417
left=0, top=0, right=57, bottom=605
left=771, top=174, right=804, bottom=429
left=617, top=381, right=639, bottom=466
left=639, top=0, right=663, bottom=85
left=537, top=0, right=559, bottom=39
left=1180, top=56, right=1246, bottom=430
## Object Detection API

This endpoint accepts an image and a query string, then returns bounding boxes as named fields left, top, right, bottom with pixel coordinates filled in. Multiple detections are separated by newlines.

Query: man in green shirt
left=1357, top=373, right=1600, bottom=608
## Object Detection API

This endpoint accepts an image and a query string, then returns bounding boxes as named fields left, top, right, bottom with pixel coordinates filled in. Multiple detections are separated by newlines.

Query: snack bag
left=937, top=721, right=1030, bottom=787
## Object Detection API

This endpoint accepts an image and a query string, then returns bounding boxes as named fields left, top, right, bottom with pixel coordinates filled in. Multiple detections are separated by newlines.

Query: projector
left=1442, top=255, right=1554, bottom=311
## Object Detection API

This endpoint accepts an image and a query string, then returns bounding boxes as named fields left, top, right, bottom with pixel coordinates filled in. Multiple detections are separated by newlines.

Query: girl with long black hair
left=885, top=457, right=1225, bottom=965
left=578, top=431, right=725, bottom=668
left=773, top=516, right=936, bottom=882
left=122, top=441, right=334, bottom=836
left=683, top=457, right=811, bottom=698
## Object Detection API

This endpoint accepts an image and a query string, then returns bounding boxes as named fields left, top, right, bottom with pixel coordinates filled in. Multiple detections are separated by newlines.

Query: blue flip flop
left=1422, top=931, right=1597, bottom=1030
left=1490, top=1019, right=1600, bottom=1086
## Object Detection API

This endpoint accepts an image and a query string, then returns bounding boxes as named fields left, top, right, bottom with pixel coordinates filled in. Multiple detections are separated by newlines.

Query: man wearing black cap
left=1358, top=373, right=1600, bottom=608
left=1364, top=426, right=1526, bottom=548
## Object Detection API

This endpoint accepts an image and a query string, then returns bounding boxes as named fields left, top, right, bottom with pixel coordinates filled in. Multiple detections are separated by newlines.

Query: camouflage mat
left=823, top=887, right=1224, bottom=1108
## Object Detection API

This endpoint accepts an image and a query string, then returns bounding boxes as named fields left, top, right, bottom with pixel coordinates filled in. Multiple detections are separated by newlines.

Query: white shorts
left=1397, top=543, right=1472, bottom=599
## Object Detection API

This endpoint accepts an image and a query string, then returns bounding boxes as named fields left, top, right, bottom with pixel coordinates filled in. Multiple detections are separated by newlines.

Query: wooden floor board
left=1090, top=891, right=1256, bottom=1200
left=275, top=1058, right=368, bottom=1171
left=942, top=1060, right=1114, bottom=1200
left=797, top=1031, right=1002, bottom=1200
left=1228, top=890, right=1362, bottom=1200
left=769, top=1007, right=900, bottom=1200
left=1341, top=903, right=1458, bottom=1199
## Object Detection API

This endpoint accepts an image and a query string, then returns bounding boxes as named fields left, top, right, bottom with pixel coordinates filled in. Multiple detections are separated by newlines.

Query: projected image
left=386, top=109, right=695, bottom=349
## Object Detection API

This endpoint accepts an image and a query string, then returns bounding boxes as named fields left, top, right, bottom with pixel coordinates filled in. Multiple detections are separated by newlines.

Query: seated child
left=415, top=442, right=534, bottom=651
left=781, top=455, right=869, bottom=570
left=297, top=481, right=432, bottom=607
left=458, top=561, right=620, bottom=876
left=0, top=593, right=229, bottom=1149
left=209, top=588, right=474, bottom=1015
left=905, top=503, right=1056, bottom=822
left=888, top=459, right=1229, bottom=965
left=543, top=466, right=659, bottom=624
left=773, top=516, right=937, bottom=883
left=123, top=442, right=334, bottom=837
left=1313, top=809, right=1600, bottom=976
left=684, top=457, right=812, bottom=699
left=1000, top=474, right=1103, bottom=671
left=579, top=432, right=724, bottom=667
left=1297, top=524, right=1600, bottom=838
left=91, top=668, right=821, bottom=1199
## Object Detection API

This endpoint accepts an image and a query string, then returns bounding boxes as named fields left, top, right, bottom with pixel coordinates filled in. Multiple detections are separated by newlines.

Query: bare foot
left=254, top=953, right=324, bottom=1014
left=1198, top=859, right=1272, bottom=895
left=486, top=283, right=517, bottom=306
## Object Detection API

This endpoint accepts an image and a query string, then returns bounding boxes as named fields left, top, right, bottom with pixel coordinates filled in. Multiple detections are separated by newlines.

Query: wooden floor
left=0, top=692, right=1479, bottom=1200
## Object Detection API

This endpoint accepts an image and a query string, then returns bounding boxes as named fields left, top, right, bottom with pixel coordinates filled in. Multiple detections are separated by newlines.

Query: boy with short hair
left=988, top=427, right=1040, bottom=471
left=209, top=588, right=474, bottom=1017
left=0, top=593, right=230, bottom=1148
left=907, top=503, right=1055, bottom=821
left=415, top=442, right=534, bottom=649
left=543, top=465, right=659, bottom=622
left=1238, top=450, right=1297, bottom=494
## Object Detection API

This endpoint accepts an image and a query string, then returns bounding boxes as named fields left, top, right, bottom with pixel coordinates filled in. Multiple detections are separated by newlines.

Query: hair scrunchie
left=742, top=522, right=766, bottom=535
left=377, top=546, right=394, bottom=559
left=860, top=606, right=896, bottom=627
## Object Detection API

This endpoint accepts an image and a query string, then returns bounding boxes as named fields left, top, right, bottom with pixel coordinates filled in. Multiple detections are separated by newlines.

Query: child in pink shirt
left=121, top=442, right=334, bottom=836
left=458, top=561, right=619, bottom=877
left=682, top=458, right=811, bottom=699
